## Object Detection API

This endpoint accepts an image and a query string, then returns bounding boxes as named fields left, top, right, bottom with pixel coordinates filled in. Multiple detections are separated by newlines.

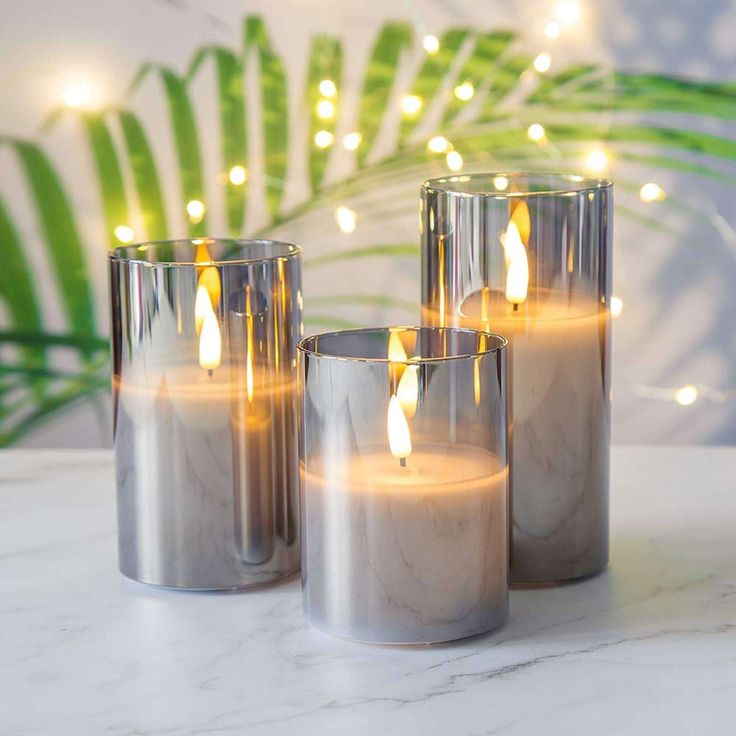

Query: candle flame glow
left=396, top=365, right=419, bottom=418
left=511, top=200, right=531, bottom=245
left=198, top=307, right=221, bottom=371
left=195, top=285, right=211, bottom=336
left=504, top=220, right=529, bottom=305
left=388, top=329, right=408, bottom=363
left=387, top=395, right=412, bottom=460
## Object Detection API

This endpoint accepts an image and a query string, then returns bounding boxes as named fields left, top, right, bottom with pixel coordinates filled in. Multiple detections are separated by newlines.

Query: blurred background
left=0, top=0, right=734, bottom=447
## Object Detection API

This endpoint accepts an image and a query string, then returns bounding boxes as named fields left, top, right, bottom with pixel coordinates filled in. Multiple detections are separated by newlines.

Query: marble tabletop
left=1, top=447, right=735, bottom=735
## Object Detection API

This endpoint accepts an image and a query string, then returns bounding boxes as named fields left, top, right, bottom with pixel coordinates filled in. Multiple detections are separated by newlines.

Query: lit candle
left=458, top=215, right=608, bottom=586
left=110, top=239, right=302, bottom=590
left=299, top=327, right=509, bottom=644
left=421, top=174, right=612, bottom=587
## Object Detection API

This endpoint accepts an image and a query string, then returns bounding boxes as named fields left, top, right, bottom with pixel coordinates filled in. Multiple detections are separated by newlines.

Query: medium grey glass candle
left=421, top=174, right=612, bottom=586
left=299, top=327, right=509, bottom=644
left=109, top=239, right=301, bottom=589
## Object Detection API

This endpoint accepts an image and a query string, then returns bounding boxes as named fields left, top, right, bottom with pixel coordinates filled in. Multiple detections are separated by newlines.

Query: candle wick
left=399, top=457, right=407, bottom=468
left=208, top=369, right=214, bottom=377
left=513, top=303, right=519, bottom=313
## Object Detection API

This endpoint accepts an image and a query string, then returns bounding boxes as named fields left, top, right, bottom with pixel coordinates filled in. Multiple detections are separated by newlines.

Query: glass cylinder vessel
left=299, top=326, right=509, bottom=644
left=421, top=173, right=612, bottom=586
left=109, top=239, right=302, bottom=589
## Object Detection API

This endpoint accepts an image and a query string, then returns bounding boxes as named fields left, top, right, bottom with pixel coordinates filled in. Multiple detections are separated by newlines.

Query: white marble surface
left=1, top=447, right=735, bottom=735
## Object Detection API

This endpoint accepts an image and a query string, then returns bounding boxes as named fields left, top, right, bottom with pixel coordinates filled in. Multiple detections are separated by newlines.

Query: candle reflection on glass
left=110, top=239, right=302, bottom=590
left=421, top=174, right=612, bottom=587
left=299, top=326, right=509, bottom=644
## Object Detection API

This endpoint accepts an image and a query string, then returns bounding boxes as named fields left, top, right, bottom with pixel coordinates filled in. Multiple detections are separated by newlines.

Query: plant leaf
left=305, top=34, right=342, bottom=193
left=356, top=22, right=413, bottom=167
left=442, top=30, right=515, bottom=124
left=398, top=28, right=469, bottom=144
left=196, top=47, right=250, bottom=234
left=245, top=17, right=288, bottom=219
left=0, top=195, right=45, bottom=371
left=130, top=66, right=207, bottom=236
left=118, top=110, right=168, bottom=240
left=8, top=140, right=96, bottom=349
left=83, top=113, right=130, bottom=249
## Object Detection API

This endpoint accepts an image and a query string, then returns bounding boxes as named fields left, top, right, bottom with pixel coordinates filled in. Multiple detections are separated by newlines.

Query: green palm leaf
left=189, top=47, right=248, bottom=234
left=118, top=110, right=168, bottom=240
left=5, top=139, right=96, bottom=347
left=245, top=17, right=288, bottom=219
left=84, top=113, right=130, bottom=248
left=398, top=28, right=469, bottom=144
left=305, top=34, right=342, bottom=192
left=0, top=196, right=45, bottom=372
left=356, top=22, right=413, bottom=166
left=131, top=65, right=207, bottom=236
left=1, top=13, right=735, bottom=445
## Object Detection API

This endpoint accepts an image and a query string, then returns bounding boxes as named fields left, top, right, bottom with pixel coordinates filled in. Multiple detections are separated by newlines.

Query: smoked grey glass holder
left=299, top=326, right=509, bottom=644
left=421, top=173, right=613, bottom=586
left=109, top=239, right=301, bottom=590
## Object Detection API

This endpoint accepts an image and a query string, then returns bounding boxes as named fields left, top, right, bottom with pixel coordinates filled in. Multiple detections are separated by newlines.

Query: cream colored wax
left=460, top=289, right=610, bottom=584
left=302, top=443, right=508, bottom=643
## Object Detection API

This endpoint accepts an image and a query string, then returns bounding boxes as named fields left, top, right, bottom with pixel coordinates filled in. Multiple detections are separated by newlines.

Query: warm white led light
left=640, top=182, right=666, bottom=203
left=186, top=200, right=205, bottom=224
left=423, top=35, right=440, bottom=55
left=527, top=123, right=546, bottom=142
left=316, top=99, right=335, bottom=120
left=446, top=150, right=463, bottom=172
left=62, top=82, right=96, bottom=109
left=342, top=132, right=362, bottom=151
left=674, top=384, right=698, bottom=406
left=544, top=21, right=561, bottom=39
left=228, top=165, right=248, bottom=186
left=335, top=205, right=356, bottom=233
left=114, top=225, right=135, bottom=244
left=586, top=149, right=609, bottom=172
left=314, top=130, right=335, bottom=149
left=400, top=94, right=423, bottom=116
left=533, top=52, right=552, bottom=73
left=427, top=136, right=451, bottom=154
left=555, top=0, right=582, bottom=26
left=318, top=79, right=337, bottom=98
left=454, top=81, right=475, bottom=101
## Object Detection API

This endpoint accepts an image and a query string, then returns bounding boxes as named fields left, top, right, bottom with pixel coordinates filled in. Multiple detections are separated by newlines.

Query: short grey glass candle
left=299, top=327, right=509, bottom=644
left=109, top=239, right=301, bottom=589
left=421, top=174, right=613, bottom=586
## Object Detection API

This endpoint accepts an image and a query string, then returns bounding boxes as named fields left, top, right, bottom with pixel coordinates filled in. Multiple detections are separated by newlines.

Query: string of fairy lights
left=53, top=0, right=731, bottom=409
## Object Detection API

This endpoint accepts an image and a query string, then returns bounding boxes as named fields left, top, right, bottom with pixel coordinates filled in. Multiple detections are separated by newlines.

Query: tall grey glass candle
left=299, top=327, right=509, bottom=643
left=421, top=174, right=612, bottom=586
left=109, top=239, right=301, bottom=589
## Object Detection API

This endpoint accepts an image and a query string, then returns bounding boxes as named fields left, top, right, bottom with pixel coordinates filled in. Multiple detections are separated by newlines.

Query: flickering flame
left=195, top=243, right=221, bottom=314
left=199, top=307, right=221, bottom=372
left=396, top=365, right=419, bottom=418
left=504, top=220, right=529, bottom=305
left=199, top=267, right=221, bottom=307
left=388, top=329, right=408, bottom=363
left=195, top=285, right=211, bottom=336
left=195, top=242, right=212, bottom=267
left=387, top=395, right=412, bottom=460
left=510, top=200, right=531, bottom=245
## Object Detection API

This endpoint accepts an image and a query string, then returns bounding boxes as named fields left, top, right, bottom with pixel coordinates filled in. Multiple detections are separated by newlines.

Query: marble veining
left=1, top=447, right=735, bottom=735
